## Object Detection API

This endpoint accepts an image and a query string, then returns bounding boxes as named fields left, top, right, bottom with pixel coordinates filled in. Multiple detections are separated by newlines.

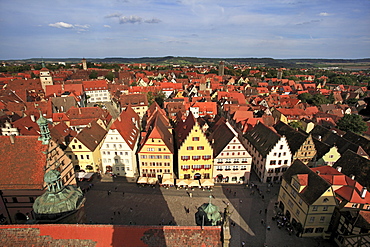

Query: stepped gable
left=244, top=122, right=281, bottom=157
left=332, top=149, right=370, bottom=188
left=76, top=121, right=107, bottom=152
left=175, top=111, right=197, bottom=145
left=0, top=136, right=47, bottom=190
left=273, top=121, right=309, bottom=154
left=283, top=160, right=332, bottom=205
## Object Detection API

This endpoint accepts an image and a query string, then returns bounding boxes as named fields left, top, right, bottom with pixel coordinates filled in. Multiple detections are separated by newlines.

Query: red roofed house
left=185, top=101, right=217, bottom=119
left=66, top=120, right=107, bottom=173
left=83, top=80, right=110, bottom=103
left=119, top=93, right=149, bottom=119
left=0, top=128, right=76, bottom=224
left=100, top=107, right=140, bottom=177
left=137, top=110, right=175, bottom=183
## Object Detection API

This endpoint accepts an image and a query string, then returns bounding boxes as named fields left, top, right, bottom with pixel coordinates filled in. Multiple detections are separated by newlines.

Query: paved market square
left=81, top=173, right=334, bottom=247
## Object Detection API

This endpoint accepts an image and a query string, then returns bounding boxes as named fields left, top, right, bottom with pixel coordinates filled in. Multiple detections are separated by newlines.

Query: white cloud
left=119, top=15, right=143, bottom=24
left=48, top=22, right=74, bottom=29
left=75, top=24, right=90, bottom=29
left=105, top=13, right=122, bottom=18
left=319, top=12, right=333, bottom=16
left=144, top=18, right=162, bottom=24
left=104, top=25, right=111, bottom=28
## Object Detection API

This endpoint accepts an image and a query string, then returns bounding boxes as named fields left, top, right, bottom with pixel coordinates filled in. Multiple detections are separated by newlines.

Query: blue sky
left=0, top=0, right=369, bottom=60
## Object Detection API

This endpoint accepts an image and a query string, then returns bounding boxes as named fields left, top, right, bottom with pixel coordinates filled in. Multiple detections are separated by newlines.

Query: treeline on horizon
left=4, top=56, right=370, bottom=68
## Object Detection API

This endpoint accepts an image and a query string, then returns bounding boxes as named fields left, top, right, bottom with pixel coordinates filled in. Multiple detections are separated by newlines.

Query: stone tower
left=82, top=58, right=87, bottom=70
left=277, top=68, right=283, bottom=80
left=39, top=62, right=53, bottom=91
left=218, top=61, right=225, bottom=76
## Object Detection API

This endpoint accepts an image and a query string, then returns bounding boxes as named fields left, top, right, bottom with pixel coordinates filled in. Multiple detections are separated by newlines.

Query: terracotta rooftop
left=0, top=136, right=47, bottom=190
left=0, top=225, right=221, bottom=247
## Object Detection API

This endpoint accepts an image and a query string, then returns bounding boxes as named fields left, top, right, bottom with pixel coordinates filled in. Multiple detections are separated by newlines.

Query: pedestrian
left=259, top=209, right=262, bottom=214
left=241, top=241, right=245, bottom=247
left=265, top=208, right=267, bottom=214
left=234, top=192, right=237, bottom=197
left=130, top=207, right=133, bottom=212
left=262, top=195, right=265, bottom=200
left=118, top=211, right=120, bottom=215
left=115, top=187, right=117, bottom=191
left=122, top=192, right=125, bottom=197
left=239, top=199, right=242, bottom=203
left=114, top=211, right=116, bottom=215
left=111, top=217, right=113, bottom=221
left=261, top=219, right=264, bottom=224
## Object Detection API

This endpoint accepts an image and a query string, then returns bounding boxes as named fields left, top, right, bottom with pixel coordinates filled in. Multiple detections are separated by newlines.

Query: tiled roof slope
left=343, top=130, right=370, bottom=156
left=0, top=225, right=221, bottom=247
left=244, top=122, right=281, bottom=157
left=274, top=121, right=308, bottom=154
left=0, top=136, right=47, bottom=190
left=76, top=121, right=107, bottom=151
left=283, top=159, right=332, bottom=205
left=209, top=122, right=235, bottom=157
left=332, top=149, right=370, bottom=188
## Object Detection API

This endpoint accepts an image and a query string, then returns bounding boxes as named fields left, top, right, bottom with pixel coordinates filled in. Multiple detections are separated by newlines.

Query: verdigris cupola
left=36, top=113, right=51, bottom=145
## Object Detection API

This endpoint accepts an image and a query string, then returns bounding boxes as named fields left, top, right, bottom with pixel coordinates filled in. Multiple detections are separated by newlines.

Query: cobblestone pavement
left=80, top=174, right=335, bottom=247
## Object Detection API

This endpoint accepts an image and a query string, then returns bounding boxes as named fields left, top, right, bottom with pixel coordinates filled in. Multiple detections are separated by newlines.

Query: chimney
left=316, top=170, right=320, bottom=175
left=30, top=114, right=36, bottom=122
left=337, top=166, right=342, bottom=173
left=361, top=187, right=367, bottom=199
left=351, top=175, right=355, bottom=180
left=78, top=108, right=82, bottom=114
left=118, top=116, right=121, bottom=121
left=9, top=135, right=15, bottom=144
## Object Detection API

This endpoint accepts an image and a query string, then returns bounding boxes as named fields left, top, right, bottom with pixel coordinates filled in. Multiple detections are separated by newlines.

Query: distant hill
left=4, top=57, right=370, bottom=69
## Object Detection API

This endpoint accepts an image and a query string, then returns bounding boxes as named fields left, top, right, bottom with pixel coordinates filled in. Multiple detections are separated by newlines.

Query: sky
left=0, top=0, right=369, bottom=60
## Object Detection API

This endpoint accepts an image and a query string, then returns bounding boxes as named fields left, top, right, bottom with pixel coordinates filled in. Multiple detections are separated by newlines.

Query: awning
left=200, top=179, right=214, bottom=187
left=137, top=177, right=148, bottom=184
left=161, top=179, right=175, bottom=185
left=76, top=172, right=94, bottom=180
left=176, top=179, right=190, bottom=186
left=188, top=180, right=200, bottom=187
left=147, top=177, right=158, bottom=185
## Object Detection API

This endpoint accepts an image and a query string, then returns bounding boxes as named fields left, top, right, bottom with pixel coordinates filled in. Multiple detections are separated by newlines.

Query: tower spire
left=37, top=110, right=51, bottom=145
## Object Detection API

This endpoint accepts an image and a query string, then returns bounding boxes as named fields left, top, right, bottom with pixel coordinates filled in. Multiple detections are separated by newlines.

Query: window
left=280, top=145, right=283, bottom=149
left=287, top=200, right=293, bottom=208
left=192, top=165, right=202, bottom=170
left=78, top=145, right=82, bottom=149
left=319, top=216, right=325, bottom=223
left=181, top=156, right=190, bottom=160
left=315, top=228, right=324, bottom=233
left=164, top=155, right=170, bottom=159
left=304, top=228, right=314, bottom=233
left=80, top=155, right=84, bottom=160
left=352, top=203, right=358, bottom=208
left=296, top=209, right=300, bottom=216
left=192, top=137, right=199, bottom=141
left=268, top=168, right=273, bottom=173
left=299, top=198, right=303, bottom=205
left=72, top=145, right=76, bottom=149
left=187, top=146, right=194, bottom=150
left=309, top=217, right=315, bottom=223
left=232, top=165, right=238, bottom=170
left=202, top=155, right=211, bottom=160
left=147, top=148, right=154, bottom=151
left=204, top=164, right=211, bottom=169
left=192, top=155, right=200, bottom=160
left=270, top=160, right=276, bottom=165
left=313, top=206, right=318, bottom=211
left=323, top=206, right=328, bottom=211
left=291, top=189, right=297, bottom=199
left=241, top=165, right=247, bottom=170
left=197, top=146, right=204, bottom=150
left=29, top=197, right=35, bottom=203
left=116, top=167, right=120, bottom=171
left=275, top=168, right=281, bottom=173
left=12, top=197, right=18, bottom=203
left=282, top=167, right=287, bottom=172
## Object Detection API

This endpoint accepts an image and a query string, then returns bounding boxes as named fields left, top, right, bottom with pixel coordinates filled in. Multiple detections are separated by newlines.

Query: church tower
left=39, top=62, right=53, bottom=91
left=37, top=113, right=51, bottom=145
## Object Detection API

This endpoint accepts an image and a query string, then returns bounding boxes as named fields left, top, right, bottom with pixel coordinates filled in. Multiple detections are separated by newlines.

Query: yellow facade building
left=175, top=113, right=213, bottom=180
left=278, top=160, right=337, bottom=237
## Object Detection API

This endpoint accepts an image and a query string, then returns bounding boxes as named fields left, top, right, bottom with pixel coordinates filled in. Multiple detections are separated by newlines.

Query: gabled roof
left=209, top=122, right=235, bottom=157
left=82, top=80, right=108, bottom=91
left=244, top=122, right=281, bottom=157
left=343, top=131, right=370, bottom=156
left=273, top=121, right=309, bottom=155
left=76, top=121, right=107, bottom=151
left=332, top=149, right=370, bottom=188
left=283, top=160, right=332, bottom=205
left=110, top=110, right=140, bottom=150
left=175, top=112, right=197, bottom=145
left=0, top=136, right=47, bottom=190
left=50, top=122, right=77, bottom=146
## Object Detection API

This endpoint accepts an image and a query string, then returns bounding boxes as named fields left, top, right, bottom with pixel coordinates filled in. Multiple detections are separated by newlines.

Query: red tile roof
left=0, top=136, right=47, bottom=190
left=0, top=225, right=222, bottom=247
left=82, top=80, right=108, bottom=91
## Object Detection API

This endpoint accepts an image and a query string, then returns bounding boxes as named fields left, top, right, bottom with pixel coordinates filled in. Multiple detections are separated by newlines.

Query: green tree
left=105, top=71, right=115, bottom=81
left=298, top=93, right=313, bottom=104
left=337, top=114, right=368, bottom=134
left=288, top=121, right=303, bottom=130
left=312, top=94, right=329, bottom=106
left=89, top=70, right=98, bottom=79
